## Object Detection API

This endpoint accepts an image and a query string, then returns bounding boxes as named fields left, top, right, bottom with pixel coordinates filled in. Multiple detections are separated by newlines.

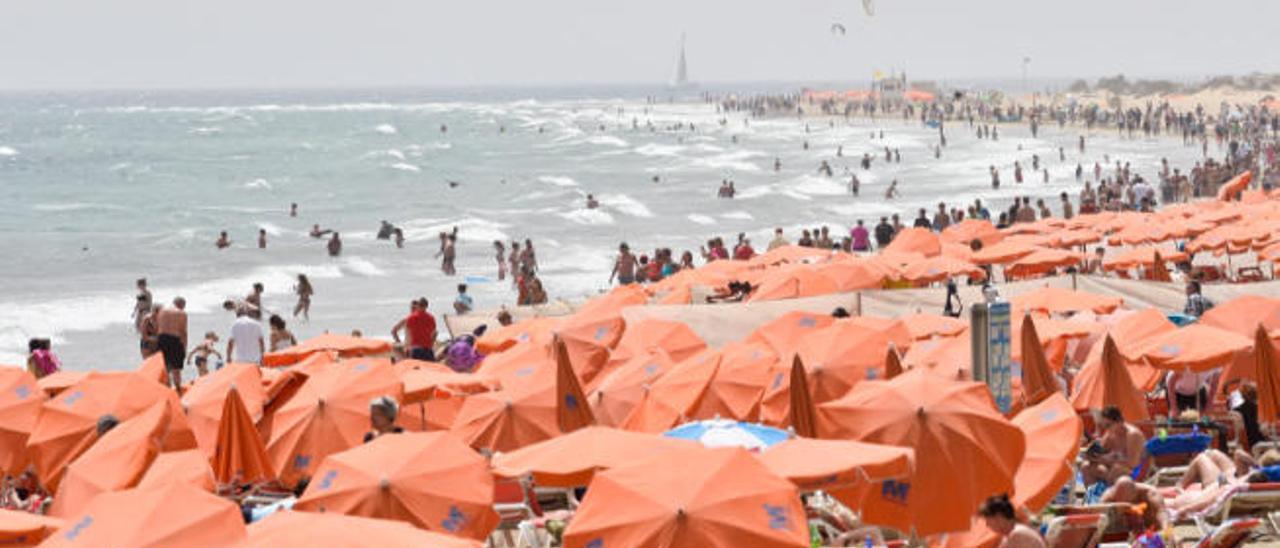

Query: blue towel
left=1261, top=465, right=1280, bottom=482
left=1145, top=432, right=1211, bottom=457
left=1084, top=481, right=1109, bottom=505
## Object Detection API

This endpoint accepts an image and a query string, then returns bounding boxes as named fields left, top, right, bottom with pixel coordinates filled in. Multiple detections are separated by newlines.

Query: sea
left=0, top=84, right=1206, bottom=369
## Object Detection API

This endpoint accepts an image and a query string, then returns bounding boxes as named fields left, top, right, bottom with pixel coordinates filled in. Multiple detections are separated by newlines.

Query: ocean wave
left=0, top=146, right=19, bottom=157
left=598, top=194, right=653, bottom=218
left=558, top=208, right=615, bottom=226
left=789, top=174, right=848, bottom=196
left=32, top=202, right=128, bottom=212
left=720, top=211, right=754, bottom=220
left=188, top=126, right=222, bottom=136
left=401, top=216, right=510, bottom=244
left=537, top=175, right=578, bottom=187
left=374, top=124, right=399, bottom=135
left=634, top=143, right=684, bottom=157
left=363, top=149, right=406, bottom=161
left=388, top=163, right=421, bottom=173
left=690, top=149, right=765, bottom=172
left=687, top=214, right=717, bottom=225
left=257, top=222, right=284, bottom=237
left=243, top=178, right=273, bottom=190
left=339, top=256, right=386, bottom=277
left=586, top=135, right=628, bottom=147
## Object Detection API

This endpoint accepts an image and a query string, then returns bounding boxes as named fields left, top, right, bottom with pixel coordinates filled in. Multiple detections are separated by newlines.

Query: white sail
left=669, top=34, right=691, bottom=89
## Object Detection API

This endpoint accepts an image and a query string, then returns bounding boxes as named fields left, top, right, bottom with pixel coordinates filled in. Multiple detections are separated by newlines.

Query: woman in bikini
left=186, top=332, right=222, bottom=376
left=292, top=274, right=313, bottom=321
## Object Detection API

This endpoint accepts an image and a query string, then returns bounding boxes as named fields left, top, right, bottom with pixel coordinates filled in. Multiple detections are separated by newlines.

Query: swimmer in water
left=309, top=224, right=332, bottom=239
left=289, top=203, right=297, bottom=217
left=885, top=180, right=900, bottom=200
left=216, top=231, right=231, bottom=249
left=586, top=194, right=599, bottom=209
left=327, top=232, right=342, bottom=257
left=257, top=229, right=267, bottom=249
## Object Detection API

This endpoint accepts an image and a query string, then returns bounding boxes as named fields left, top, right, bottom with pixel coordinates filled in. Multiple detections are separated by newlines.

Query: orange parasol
left=971, top=240, right=1040, bottom=265
left=1050, top=228, right=1102, bottom=248
left=0, top=509, right=62, bottom=546
left=265, top=358, right=403, bottom=487
left=35, top=371, right=87, bottom=397
left=796, top=320, right=893, bottom=403
left=900, top=256, right=985, bottom=285
left=563, top=447, right=808, bottom=547
left=757, top=438, right=913, bottom=493
left=181, top=362, right=265, bottom=457
left=0, top=368, right=45, bottom=476
left=1075, top=308, right=1174, bottom=391
left=900, top=313, right=968, bottom=341
left=884, top=227, right=942, bottom=258
left=817, top=369, right=1025, bottom=536
left=294, top=432, right=498, bottom=541
left=745, top=310, right=835, bottom=358
left=473, top=341, right=552, bottom=387
left=942, top=219, right=1004, bottom=247
left=48, top=401, right=174, bottom=518
left=884, top=345, right=905, bottom=379
left=1070, top=335, right=1150, bottom=421
left=1018, top=314, right=1058, bottom=406
left=901, top=335, right=971, bottom=380
left=262, top=333, right=391, bottom=367
left=400, top=368, right=498, bottom=405
left=1216, top=170, right=1252, bottom=201
left=26, top=371, right=196, bottom=492
left=1012, top=394, right=1082, bottom=512
left=1200, top=295, right=1280, bottom=338
left=136, top=449, right=215, bottom=492
left=555, top=312, right=626, bottom=385
left=1012, top=286, right=1122, bottom=315
left=136, top=353, right=167, bottom=385
left=1102, top=246, right=1189, bottom=272
left=588, top=348, right=675, bottom=427
left=788, top=355, right=819, bottom=437
left=1004, top=248, right=1082, bottom=279
left=813, top=259, right=890, bottom=291
left=1254, top=325, right=1280, bottom=423
left=39, top=483, right=245, bottom=548
left=606, top=318, right=707, bottom=368
left=212, top=386, right=275, bottom=486
left=691, top=342, right=778, bottom=422
left=243, top=511, right=482, bottom=548
left=492, top=426, right=696, bottom=487
left=451, top=346, right=592, bottom=452
left=620, top=351, right=719, bottom=433
left=1107, top=222, right=1176, bottom=246
left=475, top=316, right=560, bottom=354
left=746, top=265, right=840, bottom=302
left=553, top=336, right=596, bottom=433
left=1126, top=324, right=1252, bottom=373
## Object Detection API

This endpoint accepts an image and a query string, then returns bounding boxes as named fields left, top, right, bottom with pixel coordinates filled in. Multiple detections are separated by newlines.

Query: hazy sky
left=1, top=0, right=1275, bottom=90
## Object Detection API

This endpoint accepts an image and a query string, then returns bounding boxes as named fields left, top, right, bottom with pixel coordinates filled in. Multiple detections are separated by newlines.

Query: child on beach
left=186, top=332, right=222, bottom=376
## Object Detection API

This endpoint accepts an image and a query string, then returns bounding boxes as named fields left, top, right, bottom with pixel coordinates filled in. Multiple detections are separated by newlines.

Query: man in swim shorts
left=155, top=297, right=188, bottom=391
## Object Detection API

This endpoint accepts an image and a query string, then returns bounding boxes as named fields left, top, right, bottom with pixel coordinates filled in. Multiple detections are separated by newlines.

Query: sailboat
left=667, top=33, right=695, bottom=91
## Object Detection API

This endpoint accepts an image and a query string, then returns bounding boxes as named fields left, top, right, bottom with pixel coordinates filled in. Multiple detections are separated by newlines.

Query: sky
left=1, top=0, right=1276, bottom=90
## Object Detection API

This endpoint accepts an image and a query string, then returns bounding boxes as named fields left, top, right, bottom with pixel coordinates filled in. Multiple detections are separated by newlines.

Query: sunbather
left=1099, top=477, right=1169, bottom=531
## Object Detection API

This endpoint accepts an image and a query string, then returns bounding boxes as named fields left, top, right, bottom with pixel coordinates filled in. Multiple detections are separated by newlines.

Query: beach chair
left=1195, top=517, right=1261, bottom=548
left=1234, top=267, right=1264, bottom=284
left=1193, top=483, right=1280, bottom=535
left=491, top=477, right=545, bottom=548
left=1044, top=513, right=1108, bottom=548
left=1057, top=503, right=1143, bottom=544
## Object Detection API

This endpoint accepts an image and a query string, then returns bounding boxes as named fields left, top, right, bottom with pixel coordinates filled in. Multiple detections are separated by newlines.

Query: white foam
left=720, top=211, right=754, bottom=220
left=789, top=174, right=848, bottom=196
left=559, top=208, right=616, bottom=226
left=257, top=222, right=284, bottom=236
left=537, top=175, right=579, bottom=187
left=243, top=178, right=273, bottom=190
left=587, top=135, right=628, bottom=147
left=375, top=124, right=399, bottom=135
left=0, top=146, right=18, bottom=157
left=634, top=143, right=684, bottom=157
left=189, top=126, right=222, bottom=136
left=340, top=256, right=387, bottom=277
left=687, top=214, right=717, bottom=225
left=402, top=217, right=510, bottom=244
left=388, top=163, right=421, bottom=173
left=31, top=202, right=128, bottom=212
left=691, top=150, right=764, bottom=172
left=598, top=194, right=654, bottom=218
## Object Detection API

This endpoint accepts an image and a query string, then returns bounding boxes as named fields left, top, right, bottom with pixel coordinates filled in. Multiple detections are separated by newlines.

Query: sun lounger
left=1191, top=483, right=1280, bottom=535
left=1196, top=517, right=1261, bottom=548
left=491, top=477, right=545, bottom=548
left=1056, top=503, right=1143, bottom=544
left=1044, top=513, right=1108, bottom=548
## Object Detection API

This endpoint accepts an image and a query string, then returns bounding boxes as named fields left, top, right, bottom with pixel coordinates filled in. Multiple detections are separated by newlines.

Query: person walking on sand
left=139, top=304, right=161, bottom=359
left=494, top=241, right=507, bottom=281
left=155, top=297, right=188, bottom=391
left=509, top=242, right=521, bottom=286
left=186, top=332, right=221, bottom=377
left=268, top=315, right=297, bottom=352
left=610, top=243, right=638, bottom=285
left=453, top=284, right=473, bottom=315
left=521, top=239, right=538, bottom=273
left=436, top=233, right=457, bottom=275
left=132, top=278, right=152, bottom=332
left=292, top=274, right=313, bottom=321
left=885, top=179, right=900, bottom=200
left=226, top=306, right=265, bottom=365
left=327, top=232, right=342, bottom=257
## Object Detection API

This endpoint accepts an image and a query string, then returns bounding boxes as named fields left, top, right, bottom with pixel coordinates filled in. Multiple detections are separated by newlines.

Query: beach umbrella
left=1012, top=394, right=1082, bottom=512
left=813, top=259, right=890, bottom=291
left=620, top=351, right=719, bottom=433
left=475, top=316, right=560, bottom=355
left=294, top=432, right=498, bottom=541
left=473, top=340, right=553, bottom=387
left=136, top=353, right=167, bottom=385
left=883, top=227, right=942, bottom=258
left=745, top=310, right=834, bottom=358
left=265, top=358, right=403, bottom=488
left=900, top=256, right=985, bottom=285
left=796, top=320, right=893, bottom=403
left=1200, top=295, right=1280, bottom=338
left=746, top=265, right=840, bottom=302
left=1107, top=222, right=1176, bottom=246
left=665, top=419, right=788, bottom=451
left=817, top=369, right=1026, bottom=536
left=1049, top=228, right=1101, bottom=248
left=0, top=509, right=62, bottom=545
left=553, top=336, right=596, bottom=433
left=1011, top=286, right=1121, bottom=316
left=1126, top=324, right=1251, bottom=373
left=588, top=348, right=675, bottom=427
left=243, top=511, right=481, bottom=548
left=492, top=426, right=696, bottom=487
left=758, top=438, right=913, bottom=494
left=900, top=313, right=967, bottom=341
left=212, top=386, right=275, bottom=486
left=1102, top=246, right=1189, bottom=272
left=136, top=449, right=215, bottom=492
left=562, top=447, right=808, bottom=548
left=971, top=240, right=1039, bottom=265
left=34, top=371, right=87, bottom=397
left=48, top=401, right=173, bottom=518
left=1075, top=309, right=1175, bottom=391
left=1004, top=248, right=1082, bottom=279
left=262, top=333, right=392, bottom=367
left=901, top=335, right=970, bottom=380
left=400, top=369, right=498, bottom=405
left=1254, top=325, right=1280, bottom=423
left=1017, top=315, right=1058, bottom=406
left=789, top=355, right=819, bottom=436
left=942, top=219, right=1004, bottom=247
left=0, top=368, right=45, bottom=476
left=574, top=283, right=649, bottom=318
left=26, top=371, right=196, bottom=492
left=555, top=312, right=626, bottom=385
left=606, top=318, right=707, bottom=368
left=1070, top=335, right=1149, bottom=421
left=180, top=362, right=265, bottom=457
left=40, top=483, right=245, bottom=547
left=884, top=345, right=904, bottom=380
left=1217, top=170, right=1252, bottom=201
left=690, top=341, right=777, bottom=422
left=846, top=316, right=914, bottom=351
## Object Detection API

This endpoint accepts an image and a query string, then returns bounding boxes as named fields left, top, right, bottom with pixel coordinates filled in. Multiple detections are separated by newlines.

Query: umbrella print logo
left=292, top=454, right=312, bottom=470
left=14, top=385, right=30, bottom=399
left=441, top=505, right=469, bottom=533
left=763, top=503, right=792, bottom=530
left=881, top=480, right=910, bottom=504
left=317, top=469, right=338, bottom=490
left=798, top=317, right=817, bottom=328
left=63, top=516, right=93, bottom=540
left=62, top=390, right=84, bottom=406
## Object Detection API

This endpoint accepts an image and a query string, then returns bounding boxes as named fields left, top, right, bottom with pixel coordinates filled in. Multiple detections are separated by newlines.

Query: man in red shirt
left=733, top=238, right=755, bottom=260
left=392, top=298, right=437, bottom=361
